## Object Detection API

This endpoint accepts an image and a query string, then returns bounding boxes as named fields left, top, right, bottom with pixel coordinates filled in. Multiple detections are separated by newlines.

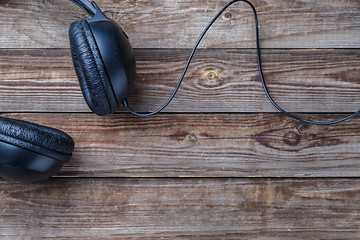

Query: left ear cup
left=0, top=117, right=74, bottom=182
left=0, top=117, right=74, bottom=155
left=69, top=20, right=117, bottom=116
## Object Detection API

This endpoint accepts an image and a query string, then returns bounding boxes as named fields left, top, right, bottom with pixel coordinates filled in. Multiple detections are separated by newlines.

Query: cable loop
left=123, top=0, right=359, bottom=125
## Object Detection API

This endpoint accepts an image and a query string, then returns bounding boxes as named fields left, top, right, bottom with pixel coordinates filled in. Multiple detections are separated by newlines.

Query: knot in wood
left=223, top=12, right=232, bottom=20
left=188, top=133, right=197, bottom=142
left=297, top=123, right=310, bottom=135
left=207, top=71, right=218, bottom=81
left=283, top=132, right=301, bottom=146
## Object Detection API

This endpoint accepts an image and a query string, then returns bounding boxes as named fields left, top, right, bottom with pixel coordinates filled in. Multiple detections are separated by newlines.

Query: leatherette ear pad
left=69, top=20, right=116, bottom=116
left=0, top=117, right=74, bottom=156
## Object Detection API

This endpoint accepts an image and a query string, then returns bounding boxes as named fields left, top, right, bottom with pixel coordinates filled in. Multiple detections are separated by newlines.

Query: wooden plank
left=0, top=178, right=359, bottom=239
left=2, top=113, right=359, bottom=178
left=0, top=0, right=359, bottom=49
left=0, top=48, right=359, bottom=113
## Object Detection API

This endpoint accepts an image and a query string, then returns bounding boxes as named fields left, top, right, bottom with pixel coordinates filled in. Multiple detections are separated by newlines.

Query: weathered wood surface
left=0, top=0, right=359, bottom=49
left=1, top=0, right=360, bottom=239
left=0, top=48, right=359, bottom=113
left=0, top=178, right=359, bottom=239
left=2, top=113, right=359, bottom=178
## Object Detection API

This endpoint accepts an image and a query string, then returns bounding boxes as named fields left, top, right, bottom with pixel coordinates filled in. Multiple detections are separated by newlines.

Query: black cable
left=123, top=0, right=360, bottom=125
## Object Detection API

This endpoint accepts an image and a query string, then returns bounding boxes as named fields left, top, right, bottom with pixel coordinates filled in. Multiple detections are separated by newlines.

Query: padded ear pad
left=0, top=117, right=74, bottom=156
left=0, top=117, right=74, bottom=182
left=69, top=20, right=117, bottom=116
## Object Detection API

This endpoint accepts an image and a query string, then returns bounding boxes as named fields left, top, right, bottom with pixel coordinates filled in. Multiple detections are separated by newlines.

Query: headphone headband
left=70, top=0, right=97, bottom=16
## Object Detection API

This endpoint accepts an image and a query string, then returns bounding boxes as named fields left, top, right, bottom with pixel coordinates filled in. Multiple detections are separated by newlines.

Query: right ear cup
left=0, top=117, right=74, bottom=182
left=69, top=20, right=117, bottom=116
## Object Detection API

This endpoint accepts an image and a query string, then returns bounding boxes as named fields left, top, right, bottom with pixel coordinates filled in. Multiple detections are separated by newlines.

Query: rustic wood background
left=0, top=0, right=359, bottom=239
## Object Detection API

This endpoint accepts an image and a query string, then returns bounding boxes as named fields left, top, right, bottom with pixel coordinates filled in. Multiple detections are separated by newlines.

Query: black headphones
left=0, top=0, right=136, bottom=182
left=1, top=0, right=358, bottom=183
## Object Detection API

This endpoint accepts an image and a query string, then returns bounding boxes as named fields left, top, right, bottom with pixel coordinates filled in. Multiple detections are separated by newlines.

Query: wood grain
left=0, top=48, right=359, bottom=113
left=2, top=113, right=359, bottom=178
left=1, top=1, right=359, bottom=238
left=0, top=0, right=359, bottom=49
left=0, top=178, right=359, bottom=239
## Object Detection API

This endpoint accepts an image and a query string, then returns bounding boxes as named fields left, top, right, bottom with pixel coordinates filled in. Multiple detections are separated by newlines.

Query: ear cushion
left=0, top=117, right=74, bottom=156
left=69, top=20, right=117, bottom=116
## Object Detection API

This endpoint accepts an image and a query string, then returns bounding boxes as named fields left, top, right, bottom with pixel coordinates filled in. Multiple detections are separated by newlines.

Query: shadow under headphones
left=0, top=0, right=359, bottom=182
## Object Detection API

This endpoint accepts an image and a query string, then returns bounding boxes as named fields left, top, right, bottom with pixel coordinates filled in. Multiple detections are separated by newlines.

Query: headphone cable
left=123, top=0, right=360, bottom=125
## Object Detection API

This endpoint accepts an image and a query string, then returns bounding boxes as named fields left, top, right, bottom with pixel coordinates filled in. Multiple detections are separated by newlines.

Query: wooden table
left=1, top=0, right=359, bottom=239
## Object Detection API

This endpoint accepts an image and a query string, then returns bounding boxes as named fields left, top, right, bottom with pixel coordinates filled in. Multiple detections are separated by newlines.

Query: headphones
left=0, top=0, right=135, bottom=182
left=1, top=0, right=359, bottom=183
